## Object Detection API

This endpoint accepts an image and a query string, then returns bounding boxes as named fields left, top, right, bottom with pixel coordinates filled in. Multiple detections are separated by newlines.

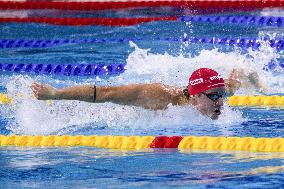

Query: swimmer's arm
left=31, top=82, right=173, bottom=109
left=224, top=69, right=270, bottom=96
left=96, top=83, right=173, bottom=109
left=224, top=79, right=241, bottom=96
left=247, top=72, right=270, bottom=94
left=31, top=82, right=95, bottom=102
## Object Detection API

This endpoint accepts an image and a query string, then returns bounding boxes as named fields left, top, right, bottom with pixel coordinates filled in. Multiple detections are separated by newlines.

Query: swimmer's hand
left=247, top=72, right=270, bottom=95
left=225, top=69, right=271, bottom=95
left=31, top=83, right=95, bottom=102
left=31, top=82, right=57, bottom=100
left=225, top=69, right=241, bottom=96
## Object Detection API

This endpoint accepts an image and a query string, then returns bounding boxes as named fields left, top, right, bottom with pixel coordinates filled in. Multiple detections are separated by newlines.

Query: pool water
left=0, top=8, right=284, bottom=188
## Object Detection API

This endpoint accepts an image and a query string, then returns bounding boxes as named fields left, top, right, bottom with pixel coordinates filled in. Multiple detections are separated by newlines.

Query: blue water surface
left=0, top=8, right=283, bottom=189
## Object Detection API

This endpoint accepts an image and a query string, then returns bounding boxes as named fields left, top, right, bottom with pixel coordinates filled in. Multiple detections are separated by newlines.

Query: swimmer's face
left=191, top=87, right=225, bottom=120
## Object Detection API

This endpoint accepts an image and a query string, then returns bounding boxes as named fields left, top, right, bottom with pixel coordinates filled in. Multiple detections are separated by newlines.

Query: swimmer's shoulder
left=157, top=84, right=187, bottom=105
left=152, top=83, right=182, bottom=94
left=131, top=83, right=185, bottom=102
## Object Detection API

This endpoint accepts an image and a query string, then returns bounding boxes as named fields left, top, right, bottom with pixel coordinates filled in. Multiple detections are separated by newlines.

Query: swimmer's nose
left=215, top=98, right=224, bottom=107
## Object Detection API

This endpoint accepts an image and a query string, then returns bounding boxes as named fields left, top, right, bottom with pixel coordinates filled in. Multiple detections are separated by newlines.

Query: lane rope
left=0, top=1, right=283, bottom=11
left=180, top=15, right=284, bottom=27
left=0, top=63, right=125, bottom=76
left=0, top=93, right=283, bottom=107
left=0, top=61, right=282, bottom=78
left=1, top=16, right=284, bottom=27
left=228, top=96, right=284, bottom=107
left=0, top=17, right=178, bottom=26
left=1, top=37, right=284, bottom=52
left=0, top=135, right=283, bottom=152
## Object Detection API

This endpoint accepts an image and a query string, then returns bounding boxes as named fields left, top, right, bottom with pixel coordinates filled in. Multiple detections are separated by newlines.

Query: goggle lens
left=202, top=92, right=226, bottom=101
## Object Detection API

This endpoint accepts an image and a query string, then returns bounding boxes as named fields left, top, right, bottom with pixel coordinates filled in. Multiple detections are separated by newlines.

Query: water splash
left=3, top=76, right=243, bottom=136
left=2, top=40, right=282, bottom=135
left=120, top=41, right=282, bottom=93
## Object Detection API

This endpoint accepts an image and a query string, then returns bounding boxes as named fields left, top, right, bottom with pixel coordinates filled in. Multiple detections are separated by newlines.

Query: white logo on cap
left=210, top=75, right=221, bottom=80
left=190, top=78, right=204, bottom=85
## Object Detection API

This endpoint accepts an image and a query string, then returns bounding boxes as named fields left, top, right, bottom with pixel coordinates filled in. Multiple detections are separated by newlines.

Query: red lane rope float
left=0, top=17, right=178, bottom=26
left=0, top=1, right=283, bottom=11
left=150, top=136, right=183, bottom=148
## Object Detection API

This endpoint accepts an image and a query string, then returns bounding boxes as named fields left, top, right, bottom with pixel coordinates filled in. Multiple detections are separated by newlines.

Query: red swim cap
left=188, top=68, right=225, bottom=95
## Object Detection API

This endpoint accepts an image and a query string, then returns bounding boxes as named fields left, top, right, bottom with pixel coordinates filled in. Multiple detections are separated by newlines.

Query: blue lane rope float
left=263, top=61, right=284, bottom=72
left=0, top=63, right=125, bottom=76
left=179, top=15, right=284, bottom=27
left=0, top=60, right=282, bottom=77
left=1, top=37, right=284, bottom=51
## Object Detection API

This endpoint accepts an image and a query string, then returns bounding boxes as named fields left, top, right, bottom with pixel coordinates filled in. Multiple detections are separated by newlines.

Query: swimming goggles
left=201, top=91, right=226, bottom=102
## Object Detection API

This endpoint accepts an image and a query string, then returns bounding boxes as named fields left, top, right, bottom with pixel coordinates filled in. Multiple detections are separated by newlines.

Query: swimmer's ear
left=183, top=88, right=190, bottom=98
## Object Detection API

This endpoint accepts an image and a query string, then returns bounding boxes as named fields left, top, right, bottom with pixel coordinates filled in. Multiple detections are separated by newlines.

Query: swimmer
left=31, top=68, right=267, bottom=120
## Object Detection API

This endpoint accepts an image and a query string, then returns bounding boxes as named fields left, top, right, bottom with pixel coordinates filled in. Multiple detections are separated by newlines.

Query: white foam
left=260, top=8, right=284, bottom=17
left=5, top=93, right=243, bottom=135
left=117, top=41, right=282, bottom=93
left=2, top=40, right=283, bottom=135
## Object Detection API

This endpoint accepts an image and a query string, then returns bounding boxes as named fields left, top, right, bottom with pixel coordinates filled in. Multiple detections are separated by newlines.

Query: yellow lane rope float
left=0, top=135, right=283, bottom=152
left=0, top=93, right=283, bottom=107
left=0, top=93, right=12, bottom=104
left=228, top=96, right=284, bottom=107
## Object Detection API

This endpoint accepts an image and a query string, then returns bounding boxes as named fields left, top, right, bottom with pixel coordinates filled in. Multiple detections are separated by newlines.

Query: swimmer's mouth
left=214, top=109, right=221, bottom=115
